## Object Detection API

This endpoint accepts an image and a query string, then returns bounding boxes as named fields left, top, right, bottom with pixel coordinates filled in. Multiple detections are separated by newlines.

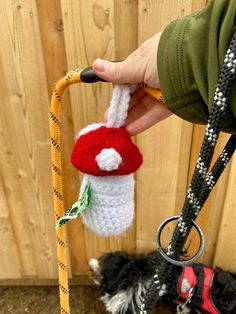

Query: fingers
left=129, top=88, right=146, bottom=109
left=104, top=87, right=145, bottom=122
left=124, top=94, right=172, bottom=136
left=126, top=37, right=153, bottom=60
left=92, top=32, right=162, bottom=87
left=92, top=55, right=147, bottom=84
left=104, top=89, right=172, bottom=136
left=94, top=31, right=165, bottom=135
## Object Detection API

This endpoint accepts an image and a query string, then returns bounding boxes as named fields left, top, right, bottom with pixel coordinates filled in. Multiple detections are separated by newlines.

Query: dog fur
left=89, top=251, right=236, bottom=314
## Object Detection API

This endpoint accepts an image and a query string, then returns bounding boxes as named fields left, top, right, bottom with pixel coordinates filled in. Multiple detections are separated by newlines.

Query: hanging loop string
left=106, top=84, right=135, bottom=128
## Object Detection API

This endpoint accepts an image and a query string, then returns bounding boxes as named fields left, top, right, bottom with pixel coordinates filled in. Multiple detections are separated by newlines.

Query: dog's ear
left=89, top=258, right=103, bottom=285
left=98, top=252, right=132, bottom=294
left=228, top=270, right=236, bottom=280
left=114, top=253, right=159, bottom=291
left=99, top=252, right=131, bottom=274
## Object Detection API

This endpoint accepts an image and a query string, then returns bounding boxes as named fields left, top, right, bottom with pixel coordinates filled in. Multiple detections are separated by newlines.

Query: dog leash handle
left=80, top=66, right=164, bottom=103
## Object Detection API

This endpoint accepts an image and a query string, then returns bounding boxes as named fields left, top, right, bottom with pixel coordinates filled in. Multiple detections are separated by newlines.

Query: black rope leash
left=140, top=32, right=236, bottom=313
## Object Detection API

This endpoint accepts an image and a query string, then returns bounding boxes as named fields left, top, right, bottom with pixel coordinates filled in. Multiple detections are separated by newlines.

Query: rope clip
left=176, top=287, right=194, bottom=314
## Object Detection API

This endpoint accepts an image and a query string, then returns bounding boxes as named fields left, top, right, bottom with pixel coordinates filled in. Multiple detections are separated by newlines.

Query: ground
left=0, top=286, right=177, bottom=314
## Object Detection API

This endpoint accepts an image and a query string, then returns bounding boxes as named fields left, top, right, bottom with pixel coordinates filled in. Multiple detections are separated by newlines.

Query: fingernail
left=93, top=58, right=107, bottom=72
left=126, top=124, right=136, bottom=136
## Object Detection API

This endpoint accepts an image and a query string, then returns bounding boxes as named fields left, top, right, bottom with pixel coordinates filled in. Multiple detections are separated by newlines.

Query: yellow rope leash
left=49, top=68, right=163, bottom=314
left=50, top=69, right=82, bottom=314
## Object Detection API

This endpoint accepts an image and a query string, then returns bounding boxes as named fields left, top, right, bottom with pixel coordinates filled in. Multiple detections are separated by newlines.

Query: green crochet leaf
left=56, top=182, right=91, bottom=229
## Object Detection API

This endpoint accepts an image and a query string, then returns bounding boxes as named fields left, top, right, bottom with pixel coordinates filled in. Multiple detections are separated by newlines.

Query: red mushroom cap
left=71, top=126, right=143, bottom=176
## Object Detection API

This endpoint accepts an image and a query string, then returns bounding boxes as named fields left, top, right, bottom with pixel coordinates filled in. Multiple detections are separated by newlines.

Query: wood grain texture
left=61, top=0, right=113, bottom=129
left=36, top=0, right=78, bottom=277
left=192, top=0, right=209, bottom=11
left=114, top=0, right=138, bottom=254
left=1, top=0, right=236, bottom=282
left=0, top=0, right=57, bottom=278
left=187, top=126, right=231, bottom=266
left=213, top=153, right=236, bottom=270
left=135, top=0, right=195, bottom=253
left=60, top=0, right=121, bottom=267
left=0, top=175, right=21, bottom=279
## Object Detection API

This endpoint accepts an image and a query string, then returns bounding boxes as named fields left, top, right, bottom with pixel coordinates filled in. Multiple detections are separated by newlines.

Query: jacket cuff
left=157, top=18, right=189, bottom=103
left=157, top=17, right=209, bottom=125
left=157, top=3, right=236, bottom=134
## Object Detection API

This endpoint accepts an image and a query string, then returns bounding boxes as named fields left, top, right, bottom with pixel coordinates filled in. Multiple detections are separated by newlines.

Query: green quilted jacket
left=158, top=0, right=236, bottom=134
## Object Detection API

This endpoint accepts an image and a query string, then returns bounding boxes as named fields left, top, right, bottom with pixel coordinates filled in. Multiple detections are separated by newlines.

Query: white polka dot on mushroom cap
left=95, top=148, right=122, bottom=171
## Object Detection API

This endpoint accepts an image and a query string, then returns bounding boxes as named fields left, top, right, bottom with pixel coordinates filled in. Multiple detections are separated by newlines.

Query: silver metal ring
left=156, top=215, right=205, bottom=266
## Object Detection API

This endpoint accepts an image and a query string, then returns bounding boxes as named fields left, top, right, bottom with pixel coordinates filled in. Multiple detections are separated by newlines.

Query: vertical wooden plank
left=2, top=0, right=236, bottom=283
left=61, top=0, right=123, bottom=266
left=0, top=0, right=57, bottom=278
left=114, top=0, right=138, bottom=253
left=0, top=176, right=21, bottom=279
left=213, top=154, right=236, bottom=270
left=36, top=0, right=80, bottom=277
left=136, top=118, right=193, bottom=252
left=138, top=0, right=192, bottom=43
left=114, top=0, right=138, bottom=60
left=136, top=0, right=201, bottom=252
left=0, top=50, right=36, bottom=278
left=187, top=126, right=231, bottom=265
left=192, top=0, right=209, bottom=11
left=61, top=0, right=113, bottom=131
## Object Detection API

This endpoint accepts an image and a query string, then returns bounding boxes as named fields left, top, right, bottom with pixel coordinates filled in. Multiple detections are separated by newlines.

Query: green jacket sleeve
left=157, top=0, right=236, bottom=134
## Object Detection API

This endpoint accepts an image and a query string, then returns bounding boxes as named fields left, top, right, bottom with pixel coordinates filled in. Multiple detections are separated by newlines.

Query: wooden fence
left=0, top=0, right=236, bottom=284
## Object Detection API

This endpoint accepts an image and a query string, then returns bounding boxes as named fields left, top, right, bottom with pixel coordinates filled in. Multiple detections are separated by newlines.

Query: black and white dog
left=89, top=251, right=236, bottom=314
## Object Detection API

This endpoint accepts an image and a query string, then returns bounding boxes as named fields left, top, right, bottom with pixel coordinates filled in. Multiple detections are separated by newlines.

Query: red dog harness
left=176, top=264, right=220, bottom=314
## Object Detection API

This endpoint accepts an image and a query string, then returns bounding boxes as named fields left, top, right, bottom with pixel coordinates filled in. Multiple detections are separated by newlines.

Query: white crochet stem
left=106, top=84, right=134, bottom=128
left=79, top=174, right=135, bottom=236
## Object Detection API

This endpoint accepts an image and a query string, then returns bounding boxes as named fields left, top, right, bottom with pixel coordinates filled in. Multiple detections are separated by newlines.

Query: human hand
left=92, top=32, right=172, bottom=136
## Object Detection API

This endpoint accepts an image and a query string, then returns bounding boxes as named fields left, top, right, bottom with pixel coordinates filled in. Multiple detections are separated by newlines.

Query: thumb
left=92, top=57, right=146, bottom=84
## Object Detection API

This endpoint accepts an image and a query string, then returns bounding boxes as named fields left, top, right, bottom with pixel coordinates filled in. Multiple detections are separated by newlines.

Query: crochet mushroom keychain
left=56, top=84, right=143, bottom=236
